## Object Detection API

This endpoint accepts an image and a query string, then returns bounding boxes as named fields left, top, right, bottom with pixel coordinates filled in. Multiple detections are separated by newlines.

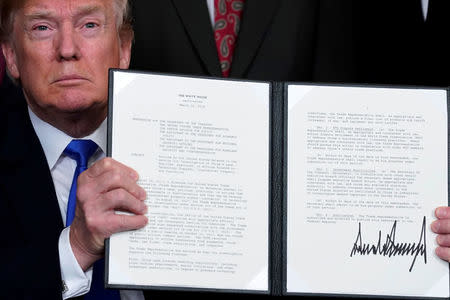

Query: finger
left=431, top=219, right=450, bottom=234
left=81, top=168, right=146, bottom=200
left=435, top=206, right=450, bottom=219
left=435, top=247, right=450, bottom=263
left=85, top=157, right=139, bottom=180
left=108, top=214, right=148, bottom=234
left=101, top=188, right=148, bottom=215
left=436, top=234, right=450, bottom=247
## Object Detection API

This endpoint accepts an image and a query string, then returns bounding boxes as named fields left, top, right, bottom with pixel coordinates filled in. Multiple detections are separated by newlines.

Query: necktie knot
left=64, top=139, right=98, bottom=171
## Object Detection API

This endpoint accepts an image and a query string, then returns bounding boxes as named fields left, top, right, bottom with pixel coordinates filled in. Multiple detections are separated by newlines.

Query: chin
left=53, top=91, right=106, bottom=114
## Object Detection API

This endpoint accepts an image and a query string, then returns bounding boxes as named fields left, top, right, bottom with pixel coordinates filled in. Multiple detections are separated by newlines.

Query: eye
left=30, top=24, right=53, bottom=38
left=84, top=22, right=98, bottom=29
left=35, top=25, right=49, bottom=31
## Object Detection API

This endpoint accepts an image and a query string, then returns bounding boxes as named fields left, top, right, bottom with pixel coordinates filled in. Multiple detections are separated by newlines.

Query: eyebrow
left=23, top=10, right=54, bottom=22
left=73, top=5, right=107, bottom=20
left=23, top=4, right=107, bottom=22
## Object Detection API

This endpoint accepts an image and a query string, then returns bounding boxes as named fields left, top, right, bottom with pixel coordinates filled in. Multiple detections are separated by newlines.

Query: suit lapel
left=171, top=0, right=222, bottom=77
left=230, top=0, right=281, bottom=78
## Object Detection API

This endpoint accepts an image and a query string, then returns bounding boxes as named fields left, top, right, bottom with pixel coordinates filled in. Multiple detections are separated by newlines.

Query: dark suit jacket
left=417, top=0, right=450, bottom=86
left=131, top=0, right=357, bottom=83
left=0, top=85, right=64, bottom=299
left=354, top=0, right=450, bottom=86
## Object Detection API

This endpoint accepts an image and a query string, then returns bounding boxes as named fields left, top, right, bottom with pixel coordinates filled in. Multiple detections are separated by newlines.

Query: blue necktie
left=64, top=139, right=98, bottom=226
left=64, top=139, right=120, bottom=300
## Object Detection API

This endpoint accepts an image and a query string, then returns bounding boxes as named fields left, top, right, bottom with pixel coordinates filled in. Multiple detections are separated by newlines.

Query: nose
left=56, top=22, right=81, bottom=61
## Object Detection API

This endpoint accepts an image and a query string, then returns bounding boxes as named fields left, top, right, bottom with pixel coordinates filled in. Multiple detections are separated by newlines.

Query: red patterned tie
left=214, top=0, right=245, bottom=77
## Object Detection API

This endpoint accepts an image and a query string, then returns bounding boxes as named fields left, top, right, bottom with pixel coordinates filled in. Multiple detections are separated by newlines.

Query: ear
left=1, top=42, right=20, bottom=79
left=118, top=30, right=133, bottom=69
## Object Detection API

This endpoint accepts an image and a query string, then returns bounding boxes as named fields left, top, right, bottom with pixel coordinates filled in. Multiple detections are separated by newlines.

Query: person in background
left=131, top=0, right=357, bottom=83
left=416, top=0, right=449, bottom=86
left=354, top=0, right=450, bottom=86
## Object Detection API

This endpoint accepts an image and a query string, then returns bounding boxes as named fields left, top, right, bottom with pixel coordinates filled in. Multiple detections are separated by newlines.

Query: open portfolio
left=105, top=69, right=450, bottom=299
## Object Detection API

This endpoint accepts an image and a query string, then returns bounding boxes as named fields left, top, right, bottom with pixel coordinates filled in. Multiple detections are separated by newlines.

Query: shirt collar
left=28, top=107, right=107, bottom=170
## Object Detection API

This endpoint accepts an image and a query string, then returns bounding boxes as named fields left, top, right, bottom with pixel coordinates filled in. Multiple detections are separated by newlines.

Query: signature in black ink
left=349, top=216, right=427, bottom=272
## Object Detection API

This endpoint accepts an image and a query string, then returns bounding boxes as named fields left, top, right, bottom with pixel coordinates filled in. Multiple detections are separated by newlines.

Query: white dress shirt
left=29, top=108, right=144, bottom=300
left=421, top=0, right=429, bottom=21
left=206, top=0, right=215, bottom=27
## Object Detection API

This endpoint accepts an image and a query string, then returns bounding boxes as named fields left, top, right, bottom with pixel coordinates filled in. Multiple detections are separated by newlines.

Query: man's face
left=3, top=0, right=131, bottom=132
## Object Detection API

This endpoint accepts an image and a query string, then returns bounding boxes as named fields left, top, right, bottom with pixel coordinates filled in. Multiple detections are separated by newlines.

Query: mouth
left=53, top=75, right=88, bottom=85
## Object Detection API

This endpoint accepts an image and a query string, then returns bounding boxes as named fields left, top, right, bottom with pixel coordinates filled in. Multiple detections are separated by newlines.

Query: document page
left=107, top=71, right=270, bottom=292
left=286, top=85, right=449, bottom=297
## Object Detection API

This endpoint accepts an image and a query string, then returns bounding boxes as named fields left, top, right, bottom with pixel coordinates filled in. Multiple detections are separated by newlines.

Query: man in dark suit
left=354, top=0, right=450, bottom=86
left=415, top=0, right=450, bottom=86
left=131, top=0, right=357, bottom=83
left=0, top=0, right=148, bottom=299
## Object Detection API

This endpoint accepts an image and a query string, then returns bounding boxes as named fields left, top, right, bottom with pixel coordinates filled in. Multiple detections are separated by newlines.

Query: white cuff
left=58, top=226, right=93, bottom=299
